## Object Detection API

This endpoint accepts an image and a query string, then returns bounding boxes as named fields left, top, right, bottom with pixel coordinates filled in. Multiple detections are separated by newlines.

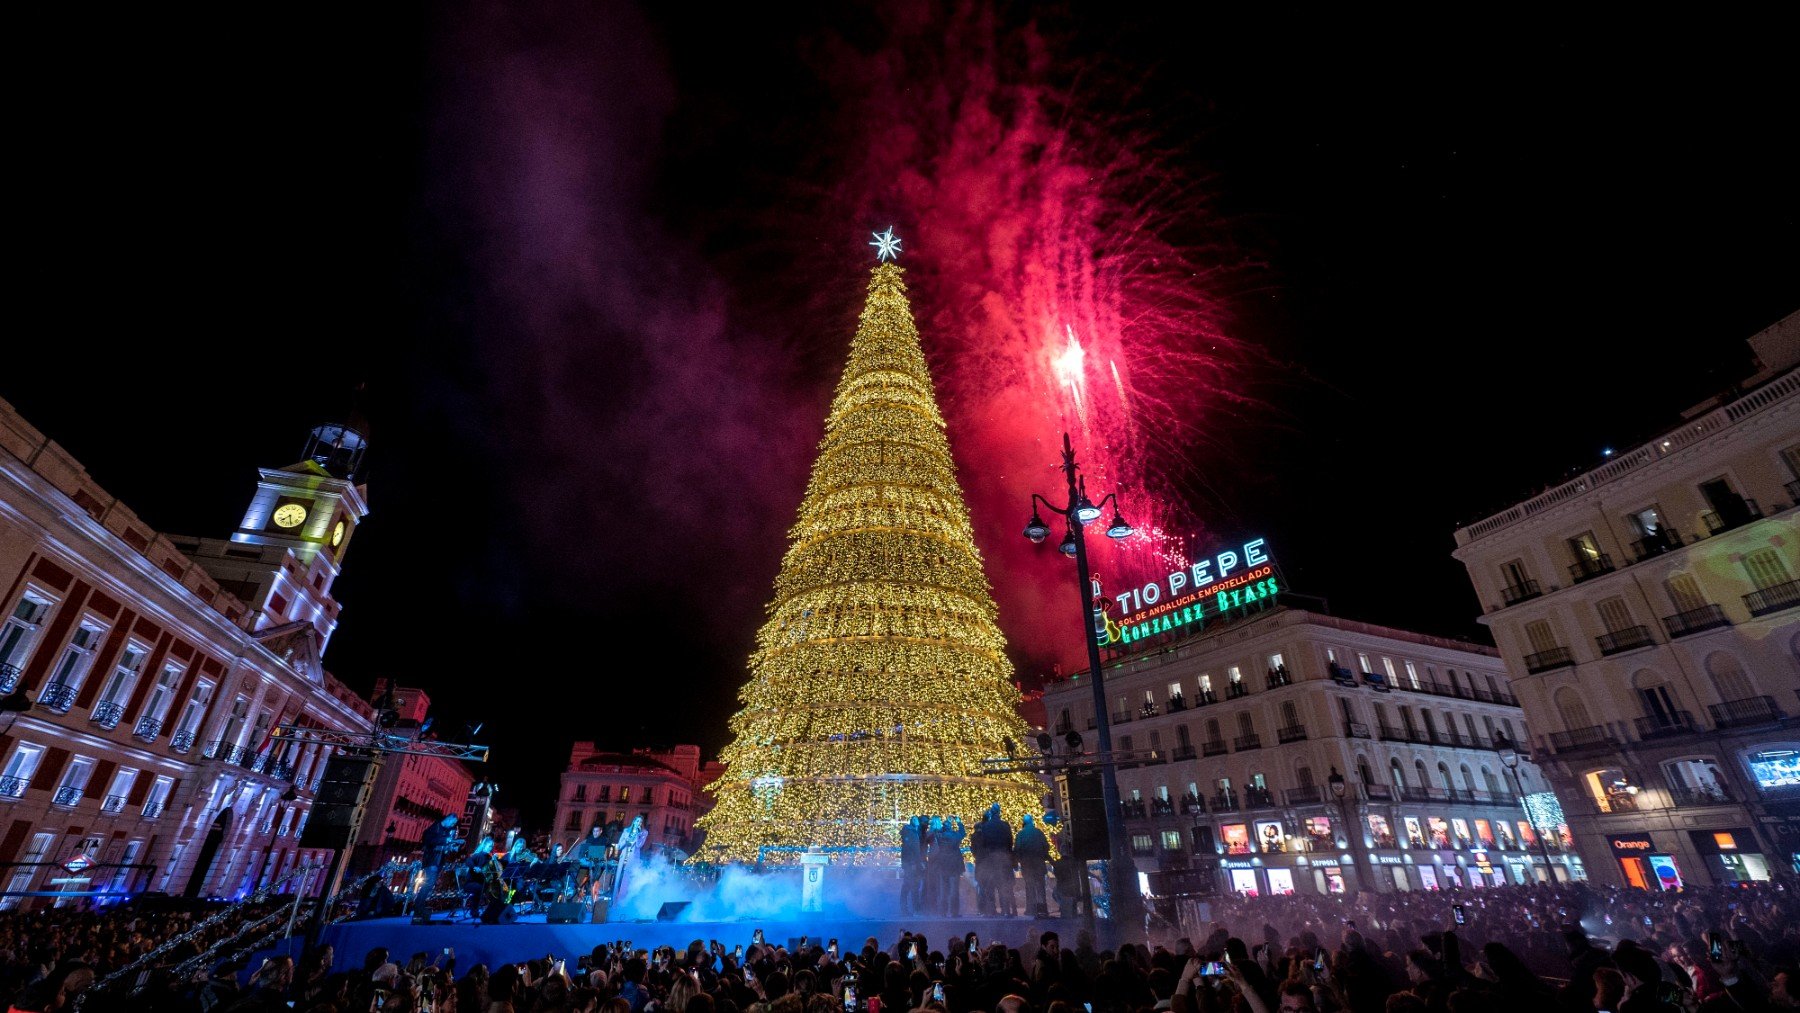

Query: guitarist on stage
left=411, top=813, right=461, bottom=924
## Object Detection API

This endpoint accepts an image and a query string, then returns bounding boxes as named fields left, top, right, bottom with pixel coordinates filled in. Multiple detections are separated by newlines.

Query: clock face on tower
left=331, top=520, right=346, bottom=547
left=272, top=503, right=309, bottom=530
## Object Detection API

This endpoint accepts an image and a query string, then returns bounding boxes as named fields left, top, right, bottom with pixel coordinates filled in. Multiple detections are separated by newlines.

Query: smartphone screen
left=1710, top=938, right=1723, bottom=960
left=1453, top=904, right=1466, bottom=926
left=844, top=986, right=857, bottom=1012
left=1200, top=961, right=1227, bottom=977
left=1313, top=949, right=1325, bottom=970
left=908, top=942, right=919, bottom=960
left=754, top=928, right=765, bottom=945
left=932, top=983, right=945, bottom=1004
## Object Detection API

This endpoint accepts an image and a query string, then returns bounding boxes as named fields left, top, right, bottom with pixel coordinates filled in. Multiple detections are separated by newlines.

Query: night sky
left=9, top=6, right=1797, bottom=828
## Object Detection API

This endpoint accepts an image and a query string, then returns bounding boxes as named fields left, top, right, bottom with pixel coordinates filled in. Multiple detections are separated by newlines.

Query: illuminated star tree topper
left=870, top=226, right=902, bottom=261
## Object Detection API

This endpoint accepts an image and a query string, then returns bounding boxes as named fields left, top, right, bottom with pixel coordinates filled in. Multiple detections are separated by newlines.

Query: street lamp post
left=1495, top=732, right=1553, bottom=882
left=1023, top=433, right=1144, bottom=937
left=1326, top=766, right=1372, bottom=894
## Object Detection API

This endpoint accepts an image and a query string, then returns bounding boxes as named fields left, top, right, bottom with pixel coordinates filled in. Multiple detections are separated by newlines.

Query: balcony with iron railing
left=1243, top=787, right=1278, bottom=810
left=91, top=701, right=127, bottom=730
left=1285, top=786, right=1324, bottom=805
left=100, top=794, right=127, bottom=815
left=1171, top=744, right=1197, bottom=762
left=1709, top=695, right=1786, bottom=729
left=1166, top=695, right=1187, bottom=712
left=1634, top=712, right=1700, bottom=739
left=1702, top=495, right=1763, bottom=535
left=1361, top=783, right=1395, bottom=802
left=1151, top=798, right=1177, bottom=817
left=1549, top=725, right=1616, bottom=753
left=1265, top=666, right=1293, bottom=689
left=1667, top=784, right=1733, bottom=807
left=1195, top=689, right=1218, bottom=706
left=1569, top=553, right=1616, bottom=584
left=1111, top=710, right=1134, bottom=725
left=1524, top=647, right=1576, bottom=674
left=0, top=662, right=21, bottom=694
left=1377, top=723, right=1409, bottom=742
left=1630, top=528, right=1684, bottom=562
left=1501, top=580, right=1543, bottom=606
left=269, top=760, right=296, bottom=782
left=1233, top=733, right=1262, bottom=751
left=0, top=775, right=26, bottom=800
left=1597, top=625, right=1656, bottom=656
left=1201, top=739, right=1227, bottom=756
left=1120, top=799, right=1149, bottom=820
left=141, top=800, right=165, bottom=819
left=51, top=786, right=83, bottom=808
left=169, top=729, right=195, bottom=753
left=1140, top=702, right=1160, bottom=718
left=1344, top=720, right=1371, bottom=739
left=38, top=682, right=77, bottom=713
left=1745, top=579, right=1800, bottom=618
left=1276, top=724, right=1308, bottom=743
left=1227, top=682, right=1250, bottom=700
left=1663, top=604, right=1733, bottom=638
left=132, top=716, right=163, bottom=742
left=1328, top=663, right=1358, bottom=687
left=1210, top=792, right=1239, bottom=813
left=207, top=741, right=251, bottom=767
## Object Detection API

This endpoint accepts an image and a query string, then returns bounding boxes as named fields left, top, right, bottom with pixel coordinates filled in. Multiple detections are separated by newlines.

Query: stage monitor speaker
left=299, top=755, right=381, bottom=850
left=591, top=898, right=610, bottom=923
left=655, top=901, right=691, bottom=922
left=547, top=901, right=588, bottom=924
left=1065, top=765, right=1107, bottom=862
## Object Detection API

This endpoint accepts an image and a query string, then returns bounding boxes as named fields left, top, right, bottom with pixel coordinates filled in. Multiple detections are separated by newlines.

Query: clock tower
left=179, top=423, right=371, bottom=660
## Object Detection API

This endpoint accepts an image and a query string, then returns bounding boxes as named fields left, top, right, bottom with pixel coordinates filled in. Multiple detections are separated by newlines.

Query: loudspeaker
left=655, top=901, right=690, bottom=922
left=299, top=755, right=381, bottom=850
left=591, top=898, right=610, bottom=923
left=1065, top=766, right=1107, bottom=862
left=547, top=901, right=588, bottom=924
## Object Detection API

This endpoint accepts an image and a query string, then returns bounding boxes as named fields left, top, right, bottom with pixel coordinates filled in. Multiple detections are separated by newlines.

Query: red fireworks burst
left=811, top=6, right=1257, bottom=667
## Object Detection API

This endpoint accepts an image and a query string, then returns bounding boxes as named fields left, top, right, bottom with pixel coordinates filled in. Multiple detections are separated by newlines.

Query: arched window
left=1436, top=761, right=1453, bottom=789
left=1633, top=669, right=1680, bottom=727
left=1357, top=754, right=1374, bottom=786
left=1391, top=758, right=1407, bottom=789
left=1555, top=687, right=1594, bottom=730
left=1480, top=766, right=1499, bottom=794
left=1706, top=652, right=1754, bottom=703
left=1415, top=759, right=1429, bottom=788
left=1459, top=763, right=1474, bottom=791
left=1296, top=766, right=1315, bottom=789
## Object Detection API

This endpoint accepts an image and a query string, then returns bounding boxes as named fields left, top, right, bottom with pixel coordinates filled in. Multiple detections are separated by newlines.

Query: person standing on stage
left=613, top=815, right=648, bottom=904
left=1014, top=813, right=1050, bottom=917
left=973, top=804, right=1015, bottom=916
left=930, top=815, right=966, bottom=916
left=899, top=816, right=925, bottom=915
left=413, top=813, right=459, bottom=922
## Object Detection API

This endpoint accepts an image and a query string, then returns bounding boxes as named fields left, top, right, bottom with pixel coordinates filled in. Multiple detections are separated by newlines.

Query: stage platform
left=312, top=913, right=1087, bottom=970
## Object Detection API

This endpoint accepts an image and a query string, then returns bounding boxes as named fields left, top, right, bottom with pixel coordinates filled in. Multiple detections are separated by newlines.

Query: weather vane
left=870, top=227, right=902, bottom=261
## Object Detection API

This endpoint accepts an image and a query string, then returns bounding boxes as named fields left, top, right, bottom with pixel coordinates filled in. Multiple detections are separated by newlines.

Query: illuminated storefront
left=1610, top=835, right=1683, bottom=890
left=1689, top=829, right=1771, bottom=884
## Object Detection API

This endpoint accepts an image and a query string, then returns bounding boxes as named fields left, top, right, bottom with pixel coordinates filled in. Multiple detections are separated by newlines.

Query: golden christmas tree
left=697, top=232, right=1044, bottom=865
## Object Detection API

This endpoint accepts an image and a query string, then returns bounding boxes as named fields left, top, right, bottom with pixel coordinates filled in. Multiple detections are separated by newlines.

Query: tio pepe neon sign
left=1100, top=538, right=1281, bottom=648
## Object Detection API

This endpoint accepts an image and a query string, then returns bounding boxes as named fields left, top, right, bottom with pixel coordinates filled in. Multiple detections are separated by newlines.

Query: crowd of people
left=12, top=879, right=1800, bottom=1012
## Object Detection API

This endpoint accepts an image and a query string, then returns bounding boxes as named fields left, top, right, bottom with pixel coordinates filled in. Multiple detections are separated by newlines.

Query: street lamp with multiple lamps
left=1022, top=432, right=1144, bottom=935
left=1495, top=731, right=1554, bottom=881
